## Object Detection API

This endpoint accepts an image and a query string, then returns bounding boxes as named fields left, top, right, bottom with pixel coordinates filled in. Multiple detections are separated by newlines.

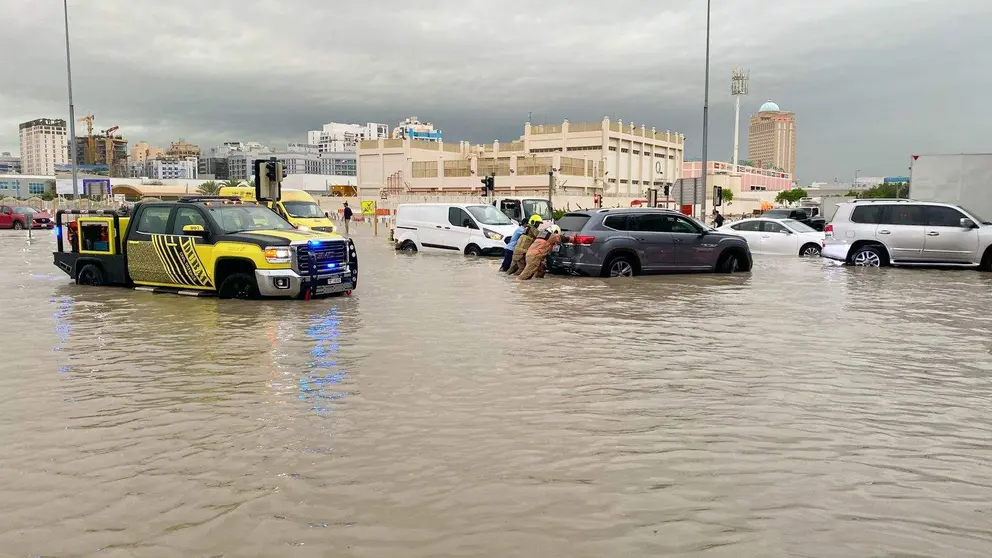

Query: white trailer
left=910, top=153, right=992, bottom=221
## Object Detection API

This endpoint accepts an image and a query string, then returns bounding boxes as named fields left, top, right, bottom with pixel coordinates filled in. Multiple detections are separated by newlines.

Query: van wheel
left=399, top=240, right=418, bottom=253
left=465, top=244, right=482, bottom=256
left=218, top=272, right=260, bottom=299
left=76, top=264, right=105, bottom=286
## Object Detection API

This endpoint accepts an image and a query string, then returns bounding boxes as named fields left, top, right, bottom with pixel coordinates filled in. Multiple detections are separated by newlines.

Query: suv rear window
left=850, top=205, right=883, bottom=224
left=557, top=213, right=591, bottom=232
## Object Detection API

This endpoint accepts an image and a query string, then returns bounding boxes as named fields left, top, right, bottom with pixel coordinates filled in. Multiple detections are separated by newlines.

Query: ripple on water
left=0, top=231, right=990, bottom=556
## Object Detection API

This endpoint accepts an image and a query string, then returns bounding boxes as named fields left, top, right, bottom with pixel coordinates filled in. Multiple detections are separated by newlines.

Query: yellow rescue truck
left=218, top=186, right=336, bottom=232
left=54, top=159, right=356, bottom=299
left=53, top=196, right=358, bottom=299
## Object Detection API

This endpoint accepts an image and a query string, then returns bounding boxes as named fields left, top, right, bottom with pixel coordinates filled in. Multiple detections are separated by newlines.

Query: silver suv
left=546, top=208, right=753, bottom=276
left=821, top=199, right=992, bottom=268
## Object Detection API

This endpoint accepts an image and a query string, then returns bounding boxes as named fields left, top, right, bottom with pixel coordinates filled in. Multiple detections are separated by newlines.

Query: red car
left=0, top=205, right=55, bottom=229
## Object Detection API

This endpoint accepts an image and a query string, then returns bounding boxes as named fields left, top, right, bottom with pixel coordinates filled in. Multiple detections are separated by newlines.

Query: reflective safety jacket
left=527, top=233, right=562, bottom=258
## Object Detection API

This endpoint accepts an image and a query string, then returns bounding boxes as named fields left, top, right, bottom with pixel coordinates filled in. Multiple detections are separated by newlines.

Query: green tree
left=197, top=180, right=221, bottom=195
left=774, top=188, right=808, bottom=205
left=223, top=178, right=246, bottom=189
left=853, top=182, right=909, bottom=199
left=721, top=188, right=734, bottom=204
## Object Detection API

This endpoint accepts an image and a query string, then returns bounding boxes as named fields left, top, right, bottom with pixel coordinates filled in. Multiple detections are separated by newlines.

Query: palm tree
left=223, top=178, right=246, bottom=189
left=197, top=180, right=221, bottom=195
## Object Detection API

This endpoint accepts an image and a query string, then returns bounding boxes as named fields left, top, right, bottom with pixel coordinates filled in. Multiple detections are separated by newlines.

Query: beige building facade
left=357, top=118, right=684, bottom=198
left=130, top=141, right=164, bottom=163
left=747, top=100, right=796, bottom=177
left=19, top=118, right=68, bottom=175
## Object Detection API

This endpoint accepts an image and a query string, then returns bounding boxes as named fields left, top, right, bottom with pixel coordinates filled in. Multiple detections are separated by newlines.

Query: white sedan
left=718, top=218, right=824, bottom=257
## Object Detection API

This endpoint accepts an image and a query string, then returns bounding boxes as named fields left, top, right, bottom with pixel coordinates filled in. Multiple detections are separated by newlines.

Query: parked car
left=0, top=205, right=54, bottom=229
left=821, top=199, right=992, bottom=268
left=718, top=218, right=824, bottom=256
left=392, top=203, right=518, bottom=256
left=546, top=208, right=752, bottom=276
left=760, top=207, right=823, bottom=231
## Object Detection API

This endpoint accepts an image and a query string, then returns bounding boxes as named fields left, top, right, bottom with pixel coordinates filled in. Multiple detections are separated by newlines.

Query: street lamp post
left=854, top=169, right=860, bottom=191
left=63, top=0, right=79, bottom=199
left=699, top=0, right=712, bottom=220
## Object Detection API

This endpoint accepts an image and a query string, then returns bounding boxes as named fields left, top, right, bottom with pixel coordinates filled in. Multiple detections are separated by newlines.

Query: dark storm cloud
left=2, top=0, right=990, bottom=180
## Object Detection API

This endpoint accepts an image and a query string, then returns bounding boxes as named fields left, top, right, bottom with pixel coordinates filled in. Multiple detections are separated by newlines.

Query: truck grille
left=295, top=240, right=347, bottom=275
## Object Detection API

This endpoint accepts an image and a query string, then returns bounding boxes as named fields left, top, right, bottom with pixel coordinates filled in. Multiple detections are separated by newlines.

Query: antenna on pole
left=731, top=65, right=749, bottom=169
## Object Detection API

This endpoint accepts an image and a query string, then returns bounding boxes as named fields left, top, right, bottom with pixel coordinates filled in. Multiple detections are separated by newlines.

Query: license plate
left=552, top=244, right=560, bottom=252
left=326, top=277, right=342, bottom=285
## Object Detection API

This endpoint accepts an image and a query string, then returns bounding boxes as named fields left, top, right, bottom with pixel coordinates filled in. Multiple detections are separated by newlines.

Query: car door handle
left=435, top=225, right=442, bottom=228
left=444, top=226, right=450, bottom=229
left=927, top=231, right=939, bottom=236
left=878, top=230, right=891, bottom=235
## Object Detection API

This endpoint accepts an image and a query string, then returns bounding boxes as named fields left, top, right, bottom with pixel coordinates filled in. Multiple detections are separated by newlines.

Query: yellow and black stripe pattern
left=151, top=235, right=214, bottom=288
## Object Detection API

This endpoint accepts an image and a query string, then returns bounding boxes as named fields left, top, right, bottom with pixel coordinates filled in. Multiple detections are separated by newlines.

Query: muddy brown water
left=1, top=227, right=991, bottom=557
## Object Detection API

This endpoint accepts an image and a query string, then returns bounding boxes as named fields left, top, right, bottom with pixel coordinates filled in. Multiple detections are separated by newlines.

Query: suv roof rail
left=177, top=195, right=244, bottom=203
left=849, top=198, right=915, bottom=203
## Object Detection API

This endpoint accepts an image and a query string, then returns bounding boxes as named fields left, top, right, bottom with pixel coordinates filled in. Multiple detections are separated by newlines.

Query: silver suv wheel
left=852, top=248, right=881, bottom=267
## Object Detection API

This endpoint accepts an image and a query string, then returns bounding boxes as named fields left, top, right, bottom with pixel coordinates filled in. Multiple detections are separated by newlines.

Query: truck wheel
left=399, top=240, right=417, bottom=253
left=218, top=272, right=260, bottom=299
left=12, top=220, right=23, bottom=230
left=465, top=244, right=482, bottom=256
left=76, top=264, right=105, bottom=286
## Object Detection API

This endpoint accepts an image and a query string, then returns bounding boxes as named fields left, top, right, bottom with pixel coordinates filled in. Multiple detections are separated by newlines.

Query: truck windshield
left=467, top=205, right=513, bottom=226
left=522, top=199, right=553, bottom=221
left=207, top=205, right=294, bottom=233
left=283, top=201, right=324, bottom=218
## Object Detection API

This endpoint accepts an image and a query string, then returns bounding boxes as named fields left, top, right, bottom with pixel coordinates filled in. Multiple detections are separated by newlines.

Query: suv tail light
left=824, top=224, right=833, bottom=238
left=571, top=235, right=595, bottom=246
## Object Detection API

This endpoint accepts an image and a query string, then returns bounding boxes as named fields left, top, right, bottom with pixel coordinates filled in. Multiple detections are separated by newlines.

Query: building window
left=29, top=183, right=45, bottom=195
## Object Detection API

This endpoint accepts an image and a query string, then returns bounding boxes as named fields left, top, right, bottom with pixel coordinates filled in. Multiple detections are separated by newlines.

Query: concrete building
left=140, top=157, right=199, bottom=180
left=683, top=161, right=794, bottom=193
left=130, top=141, right=164, bottom=163
left=357, top=118, right=684, bottom=198
left=18, top=118, right=68, bottom=175
left=0, top=174, right=52, bottom=199
left=74, top=134, right=129, bottom=177
left=747, top=100, right=796, bottom=177
left=307, top=122, right=389, bottom=153
left=0, top=152, right=22, bottom=174
left=166, top=140, right=200, bottom=159
left=392, top=116, right=442, bottom=142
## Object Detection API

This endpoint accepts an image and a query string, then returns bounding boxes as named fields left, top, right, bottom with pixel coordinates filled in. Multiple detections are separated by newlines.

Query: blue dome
left=759, top=100, right=780, bottom=112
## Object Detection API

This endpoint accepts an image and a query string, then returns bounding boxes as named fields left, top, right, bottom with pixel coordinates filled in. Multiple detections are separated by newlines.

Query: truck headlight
left=263, top=246, right=292, bottom=264
left=483, top=229, right=503, bottom=242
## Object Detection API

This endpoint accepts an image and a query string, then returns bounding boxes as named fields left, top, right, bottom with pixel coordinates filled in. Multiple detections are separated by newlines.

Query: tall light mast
left=731, top=66, right=749, bottom=169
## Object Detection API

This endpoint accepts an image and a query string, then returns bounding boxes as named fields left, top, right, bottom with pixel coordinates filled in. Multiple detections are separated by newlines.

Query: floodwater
left=1, top=225, right=991, bottom=558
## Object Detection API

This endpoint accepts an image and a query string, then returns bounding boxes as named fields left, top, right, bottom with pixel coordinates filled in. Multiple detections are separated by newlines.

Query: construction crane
left=78, top=113, right=95, bottom=164
left=102, top=126, right=120, bottom=167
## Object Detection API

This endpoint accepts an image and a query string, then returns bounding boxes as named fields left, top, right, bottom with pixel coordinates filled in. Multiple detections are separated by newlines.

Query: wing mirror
left=782, top=229, right=793, bottom=234
left=960, top=217, right=977, bottom=229
left=182, top=224, right=208, bottom=238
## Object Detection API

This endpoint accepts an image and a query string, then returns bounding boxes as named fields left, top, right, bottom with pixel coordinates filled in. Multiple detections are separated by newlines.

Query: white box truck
left=909, top=153, right=992, bottom=221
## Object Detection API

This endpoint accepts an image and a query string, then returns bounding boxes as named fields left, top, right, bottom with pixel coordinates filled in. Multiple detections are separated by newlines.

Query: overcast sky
left=2, top=0, right=990, bottom=182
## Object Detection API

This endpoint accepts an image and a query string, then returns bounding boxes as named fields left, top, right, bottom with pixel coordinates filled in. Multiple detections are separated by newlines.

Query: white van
left=392, top=203, right=518, bottom=256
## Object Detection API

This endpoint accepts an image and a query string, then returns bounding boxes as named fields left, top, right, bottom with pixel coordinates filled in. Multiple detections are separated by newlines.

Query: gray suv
left=546, top=208, right=753, bottom=276
left=821, top=199, right=992, bottom=268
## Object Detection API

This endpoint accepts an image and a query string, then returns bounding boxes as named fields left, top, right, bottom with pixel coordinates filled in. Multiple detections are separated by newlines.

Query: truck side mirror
left=182, top=224, right=208, bottom=238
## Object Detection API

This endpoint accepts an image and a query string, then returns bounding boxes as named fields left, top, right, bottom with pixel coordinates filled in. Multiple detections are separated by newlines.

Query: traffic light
left=663, top=184, right=671, bottom=197
left=480, top=174, right=495, bottom=193
left=254, top=158, right=283, bottom=202
left=713, top=186, right=723, bottom=207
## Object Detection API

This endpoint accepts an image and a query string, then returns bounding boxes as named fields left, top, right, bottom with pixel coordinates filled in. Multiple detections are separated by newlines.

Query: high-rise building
left=130, top=141, right=164, bottom=163
left=747, top=100, right=796, bottom=177
left=306, top=122, right=389, bottom=153
left=392, top=116, right=442, bottom=142
left=167, top=140, right=200, bottom=159
left=18, top=118, right=68, bottom=175
left=141, top=157, right=198, bottom=180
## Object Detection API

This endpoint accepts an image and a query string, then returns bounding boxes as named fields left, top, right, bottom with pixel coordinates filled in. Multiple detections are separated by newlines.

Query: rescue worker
left=501, top=214, right=542, bottom=272
left=518, top=224, right=562, bottom=280
left=506, top=216, right=542, bottom=275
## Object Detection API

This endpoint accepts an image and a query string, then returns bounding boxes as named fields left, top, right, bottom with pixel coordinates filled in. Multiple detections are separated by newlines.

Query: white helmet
left=547, top=224, right=561, bottom=235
